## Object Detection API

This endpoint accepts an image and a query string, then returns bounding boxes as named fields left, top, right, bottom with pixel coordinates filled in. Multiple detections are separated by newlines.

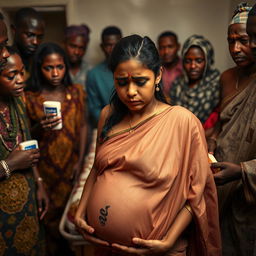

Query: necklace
left=128, top=101, right=158, bottom=133
left=0, top=134, right=19, bottom=151
left=128, top=118, right=134, bottom=133
left=0, top=106, right=11, bottom=132
left=0, top=100, right=19, bottom=151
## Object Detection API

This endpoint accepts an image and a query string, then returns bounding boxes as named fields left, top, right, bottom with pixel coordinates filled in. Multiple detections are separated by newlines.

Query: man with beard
left=11, top=7, right=45, bottom=74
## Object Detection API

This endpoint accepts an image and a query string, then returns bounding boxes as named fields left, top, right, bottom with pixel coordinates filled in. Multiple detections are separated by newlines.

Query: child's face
left=41, top=53, right=66, bottom=87
left=0, top=53, right=25, bottom=97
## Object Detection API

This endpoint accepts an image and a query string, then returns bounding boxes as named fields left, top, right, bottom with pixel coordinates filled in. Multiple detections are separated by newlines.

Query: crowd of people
left=0, top=2, right=255, bottom=256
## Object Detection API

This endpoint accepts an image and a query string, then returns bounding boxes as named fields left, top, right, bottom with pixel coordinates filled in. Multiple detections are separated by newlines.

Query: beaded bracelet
left=0, top=160, right=11, bottom=179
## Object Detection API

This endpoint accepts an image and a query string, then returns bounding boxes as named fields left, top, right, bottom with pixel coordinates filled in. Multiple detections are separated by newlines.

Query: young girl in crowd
left=170, top=34, right=220, bottom=129
left=25, top=42, right=87, bottom=256
left=75, top=35, right=221, bottom=256
left=0, top=47, right=47, bottom=256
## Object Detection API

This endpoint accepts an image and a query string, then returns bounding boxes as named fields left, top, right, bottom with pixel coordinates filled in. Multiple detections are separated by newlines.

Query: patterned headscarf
left=64, top=24, right=90, bottom=42
left=170, top=35, right=220, bottom=124
left=230, top=2, right=252, bottom=25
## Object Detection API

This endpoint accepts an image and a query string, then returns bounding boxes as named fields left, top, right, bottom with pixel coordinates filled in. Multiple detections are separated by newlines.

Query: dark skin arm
left=33, top=166, right=49, bottom=220
left=205, top=69, right=232, bottom=153
left=206, top=121, right=221, bottom=154
left=0, top=147, right=40, bottom=180
left=212, top=162, right=242, bottom=185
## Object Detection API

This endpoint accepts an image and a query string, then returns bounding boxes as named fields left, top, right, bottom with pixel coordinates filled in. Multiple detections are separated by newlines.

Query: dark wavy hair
left=26, top=42, right=72, bottom=92
left=100, top=34, right=167, bottom=140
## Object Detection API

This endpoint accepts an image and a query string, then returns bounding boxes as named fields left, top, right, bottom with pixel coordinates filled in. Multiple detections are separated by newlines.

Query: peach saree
left=87, top=106, right=221, bottom=256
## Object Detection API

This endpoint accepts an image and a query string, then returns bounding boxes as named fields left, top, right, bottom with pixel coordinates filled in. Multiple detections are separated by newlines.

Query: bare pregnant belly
left=86, top=172, right=155, bottom=246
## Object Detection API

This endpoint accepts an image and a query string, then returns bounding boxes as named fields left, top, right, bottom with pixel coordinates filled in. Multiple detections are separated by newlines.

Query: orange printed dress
left=25, top=84, right=85, bottom=250
left=86, top=106, right=221, bottom=256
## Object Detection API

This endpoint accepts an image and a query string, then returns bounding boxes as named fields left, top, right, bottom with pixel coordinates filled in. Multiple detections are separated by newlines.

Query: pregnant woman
left=75, top=35, right=221, bottom=256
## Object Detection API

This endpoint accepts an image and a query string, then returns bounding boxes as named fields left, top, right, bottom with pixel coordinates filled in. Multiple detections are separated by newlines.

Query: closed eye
left=43, top=66, right=52, bottom=71
left=116, top=77, right=129, bottom=86
left=132, top=77, right=149, bottom=86
left=57, top=65, right=64, bottom=70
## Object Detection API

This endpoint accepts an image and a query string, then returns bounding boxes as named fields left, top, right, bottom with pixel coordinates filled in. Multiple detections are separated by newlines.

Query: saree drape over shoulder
left=87, top=106, right=221, bottom=256
left=215, top=81, right=256, bottom=256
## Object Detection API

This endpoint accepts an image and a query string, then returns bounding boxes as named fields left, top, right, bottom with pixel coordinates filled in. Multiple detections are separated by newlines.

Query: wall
left=3, top=7, right=67, bottom=45
left=67, top=0, right=231, bottom=72
left=0, top=0, right=246, bottom=72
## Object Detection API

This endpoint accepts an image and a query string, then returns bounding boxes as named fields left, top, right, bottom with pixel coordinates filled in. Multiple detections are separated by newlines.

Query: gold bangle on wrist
left=184, top=203, right=193, bottom=215
left=0, top=160, right=11, bottom=179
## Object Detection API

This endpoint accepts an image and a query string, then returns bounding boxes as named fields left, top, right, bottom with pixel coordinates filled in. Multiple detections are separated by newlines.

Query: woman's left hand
left=112, top=237, right=170, bottom=255
left=36, top=180, right=49, bottom=220
left=212, top=161, right=242, bottom=185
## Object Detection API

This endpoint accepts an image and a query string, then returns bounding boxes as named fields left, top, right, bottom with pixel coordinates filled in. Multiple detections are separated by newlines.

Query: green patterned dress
left=0, top=97, right=45, bottom=256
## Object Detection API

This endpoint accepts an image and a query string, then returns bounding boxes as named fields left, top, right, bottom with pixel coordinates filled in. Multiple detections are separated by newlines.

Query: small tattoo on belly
left=99, top=205, right=110, bottom=226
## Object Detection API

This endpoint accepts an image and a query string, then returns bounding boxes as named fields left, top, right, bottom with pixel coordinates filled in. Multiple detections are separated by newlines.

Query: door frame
left=0, top=0, right=73, bottom=24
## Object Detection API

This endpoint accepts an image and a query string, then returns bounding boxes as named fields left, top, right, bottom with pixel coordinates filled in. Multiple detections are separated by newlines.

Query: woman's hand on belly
left=74, top=215, right=110, bottom=247
left=112, top=237, right=170, bottom=255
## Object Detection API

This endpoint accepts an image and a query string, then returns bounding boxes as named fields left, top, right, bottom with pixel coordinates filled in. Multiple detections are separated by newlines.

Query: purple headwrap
left=64, top=24, right=90, bottom=42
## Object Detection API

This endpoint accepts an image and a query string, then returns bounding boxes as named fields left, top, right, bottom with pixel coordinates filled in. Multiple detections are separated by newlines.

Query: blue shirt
left=87, top=60, right=114, bottom=126
left=69, top=60, right=90, bottom=91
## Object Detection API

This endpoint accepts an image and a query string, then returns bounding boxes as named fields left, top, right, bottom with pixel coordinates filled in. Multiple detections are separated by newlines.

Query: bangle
left=0, top=160, right=11, bottom=179
left=37, top=177, right=43, bottom=182
left=184, top=203, right=193, bottom=216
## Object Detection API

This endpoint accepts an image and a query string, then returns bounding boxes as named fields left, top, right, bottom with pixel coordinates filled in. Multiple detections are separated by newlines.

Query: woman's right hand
left=40, top=113, right=61, bottom=130
left=74, top=214, right=109, bottom=247
left=6, top=147, right=40, bottom=171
